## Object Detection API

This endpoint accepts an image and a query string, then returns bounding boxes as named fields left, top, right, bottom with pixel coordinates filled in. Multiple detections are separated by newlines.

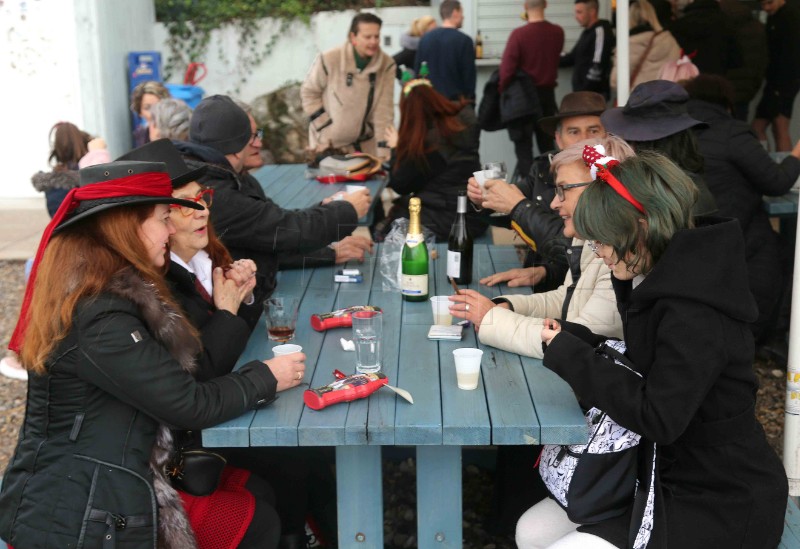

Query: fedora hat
left=538, top=91, right=607, bottom=136
left=56, top=161, right=204, bottom=231
left=117, top=138, right=207, bottom=189
left=600, top=80, right=704, bottom=142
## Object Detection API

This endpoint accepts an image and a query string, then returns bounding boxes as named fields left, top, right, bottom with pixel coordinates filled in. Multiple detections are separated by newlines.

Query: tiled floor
left=0, top=198, right=49, bottom=260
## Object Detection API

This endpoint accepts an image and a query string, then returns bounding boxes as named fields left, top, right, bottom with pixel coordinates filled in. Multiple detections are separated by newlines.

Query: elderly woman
left=449, top=136, right=633, bottom=357
left=0, top=160, right=305, bottom=548
left=519, top=152, right=787, bottom=548
left=122, top=138, right=331, bottom=548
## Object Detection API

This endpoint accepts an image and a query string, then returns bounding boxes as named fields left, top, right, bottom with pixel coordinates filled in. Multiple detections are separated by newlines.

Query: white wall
left=0, top=0, right=154, bottom=199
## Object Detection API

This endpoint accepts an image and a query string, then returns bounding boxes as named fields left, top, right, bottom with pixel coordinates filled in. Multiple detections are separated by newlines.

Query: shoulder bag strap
left=354, top=73, right=377, bottom=151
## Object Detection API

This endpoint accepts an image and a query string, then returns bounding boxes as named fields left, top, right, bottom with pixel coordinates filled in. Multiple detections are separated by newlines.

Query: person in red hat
left=0, top=161, right=304, bottom=548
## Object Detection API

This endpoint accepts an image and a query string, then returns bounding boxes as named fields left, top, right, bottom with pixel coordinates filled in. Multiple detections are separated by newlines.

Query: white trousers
left=515, top=498, right=618, bottom=549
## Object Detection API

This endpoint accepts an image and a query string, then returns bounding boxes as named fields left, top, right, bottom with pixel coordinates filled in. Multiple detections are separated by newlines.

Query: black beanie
left=190, top=95, right=251, bottom=155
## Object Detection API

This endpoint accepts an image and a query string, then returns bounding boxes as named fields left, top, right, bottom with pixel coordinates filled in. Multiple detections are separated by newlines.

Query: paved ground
left=0, top=198, right=49, bottom=260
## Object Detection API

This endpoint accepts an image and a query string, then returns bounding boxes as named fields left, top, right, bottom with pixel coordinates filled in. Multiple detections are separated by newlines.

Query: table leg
left=335, top=446, right=383, bottom=548
left=416, top=446, right=462, bottom=548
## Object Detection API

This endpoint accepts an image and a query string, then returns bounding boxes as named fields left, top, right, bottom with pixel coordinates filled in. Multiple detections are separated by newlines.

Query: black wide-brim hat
left=537, top=91, right=608, bottom=136
left=117, top=138, right=207, bottom=189
left=600, top=80, right=705, bottom=142
left=56, top=161, right=204, bottom=231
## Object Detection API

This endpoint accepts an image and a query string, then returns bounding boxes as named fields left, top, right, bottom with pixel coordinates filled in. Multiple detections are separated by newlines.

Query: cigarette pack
left=427, top=325, right=463, bottom=340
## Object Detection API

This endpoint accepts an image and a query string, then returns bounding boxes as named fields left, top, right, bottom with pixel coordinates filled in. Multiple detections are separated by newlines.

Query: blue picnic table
left=251, top=163, right=389, bottom=226
left=202, top=243, right=586, bottom=548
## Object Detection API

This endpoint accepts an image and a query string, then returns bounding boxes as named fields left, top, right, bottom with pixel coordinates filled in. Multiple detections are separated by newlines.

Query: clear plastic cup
left=452, top=348, right=483, bottom=390
left=430, top=296, right=453, bottom=326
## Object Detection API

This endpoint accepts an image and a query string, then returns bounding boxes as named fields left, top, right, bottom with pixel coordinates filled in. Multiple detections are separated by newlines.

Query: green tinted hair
left=573, top=151, right=697, bottom=275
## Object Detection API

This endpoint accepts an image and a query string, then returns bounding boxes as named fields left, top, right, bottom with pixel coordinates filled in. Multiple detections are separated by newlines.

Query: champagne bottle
left=475, top=30, right=484, bottom=59
left=447, top=191, right=473, bottom=284
left=401, top=197, right=429, bottom=302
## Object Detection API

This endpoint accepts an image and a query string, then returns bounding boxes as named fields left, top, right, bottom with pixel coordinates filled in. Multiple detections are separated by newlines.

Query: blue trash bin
left=165, top=84, right=205, bottom=109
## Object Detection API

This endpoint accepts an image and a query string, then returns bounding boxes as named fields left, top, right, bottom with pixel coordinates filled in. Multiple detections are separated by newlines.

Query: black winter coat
left=543, top=218, right=788, bottom=548
left=174, top=141, right=359, bottom=318
left=559, top=20, right=615, bottom=96
left=0, top=268, right=278, bottom=548
left=387, top=106, right=488, bottom=241
left=670, top=0, right=741, bottom=75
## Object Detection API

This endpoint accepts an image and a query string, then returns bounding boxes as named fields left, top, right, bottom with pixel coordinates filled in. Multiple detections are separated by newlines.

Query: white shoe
left=0, top=356, right=28, bottom=381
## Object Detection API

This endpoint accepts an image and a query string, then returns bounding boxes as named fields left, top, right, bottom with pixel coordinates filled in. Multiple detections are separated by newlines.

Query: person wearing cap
left=600, top=79, right=718, bottom=217
left=301, top=12, right=395, bottom=159
left=523, top=152, right=787, bottom=549
left=559, top=0, right=614, bottom=98
left=0, top=161, right=306, bottom=548
left=468, top=91, right=607, bottom=292
left=173, top=95, right=372, bottom=314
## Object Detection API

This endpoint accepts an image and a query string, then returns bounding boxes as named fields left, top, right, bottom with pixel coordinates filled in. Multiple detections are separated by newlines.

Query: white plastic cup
left=273, top=344, right=303, bottom=357
left=430, top=296, right=453, bottom=326
left=452, top=348, right=483, bottom=390
left=473, top=170, right=487, bottom=194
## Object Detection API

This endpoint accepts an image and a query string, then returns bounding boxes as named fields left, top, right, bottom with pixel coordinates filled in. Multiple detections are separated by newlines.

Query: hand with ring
left=448, top=289, right=497, bottom=330
left=264, top=353, right=306, bottom=392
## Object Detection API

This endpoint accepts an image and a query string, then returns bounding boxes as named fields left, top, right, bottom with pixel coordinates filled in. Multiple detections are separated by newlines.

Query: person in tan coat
left=610, top=0, right=680, bottom=92
left=450, top=136, right=633, bottom=357
left=301, top=12, right=395, bottom=159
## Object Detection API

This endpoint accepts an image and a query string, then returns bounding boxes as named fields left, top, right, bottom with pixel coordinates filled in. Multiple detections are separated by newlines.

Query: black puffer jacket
left=0, top=268, right=277, bottom=548
left=387, top=105, right=488, bottom=241
left=670, top=0, right=741, bottom=75
left=174, top=140, right=359, bottom=308
left=545, top=218, right=788, bottom=548
left=31, top=169, right=79, bottom=217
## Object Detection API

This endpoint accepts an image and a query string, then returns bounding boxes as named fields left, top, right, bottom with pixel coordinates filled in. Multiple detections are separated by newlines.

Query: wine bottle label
left=447, top=250, right=462, bottom=278
left=405, top=233, right=424, bottom=248
left=401, top=274, right=428, bottom=296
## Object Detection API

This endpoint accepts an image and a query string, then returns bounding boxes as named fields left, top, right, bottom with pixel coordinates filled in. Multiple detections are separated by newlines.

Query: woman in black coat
left=684, top=74, right=800, bottom=342
left=381, top=80, right=488, bottom=241
left=0, top=161, right=307, bottom=548
left=516, top=152, right=788, bottom=548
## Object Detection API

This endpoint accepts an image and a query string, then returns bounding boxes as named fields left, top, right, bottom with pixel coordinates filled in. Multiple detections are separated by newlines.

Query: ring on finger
left=465, top=304, right=470, bottom=312
left=296, top=371, right=303, bottom=380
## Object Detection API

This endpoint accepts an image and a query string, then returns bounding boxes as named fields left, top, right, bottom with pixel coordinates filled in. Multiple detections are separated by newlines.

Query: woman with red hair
left=379, top=79, right=488, bottom=240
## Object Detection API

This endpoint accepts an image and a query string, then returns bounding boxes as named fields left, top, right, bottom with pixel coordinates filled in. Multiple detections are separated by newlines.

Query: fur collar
left=107, top=268, right=200, bottom=549
left=31, top=169, right=79, bottom=192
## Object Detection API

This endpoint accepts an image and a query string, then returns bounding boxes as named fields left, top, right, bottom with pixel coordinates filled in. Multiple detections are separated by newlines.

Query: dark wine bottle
left=447, top=191, right=473, bottom=284
left=401, top=197, right=429, bottom=301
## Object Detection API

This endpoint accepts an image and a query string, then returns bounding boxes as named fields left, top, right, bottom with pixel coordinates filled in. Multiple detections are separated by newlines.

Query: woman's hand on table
left=448, top=289, right=507, bottom=330
left=343, top=188, right=372, bottom=218
left=331, top=235, right=373, bottom=264
left=384, top=125, right=399, bottom=149
left=265, top=353, right=307, bottom=392
left=322, top=192, right=346, bottom=205
left=466, top=177, right=485, bottom=208
left=482, top=179, right=524, bottom=214
left=480, top=266, right=545, bottom=288
left=541, top=318, right=561, bottom=346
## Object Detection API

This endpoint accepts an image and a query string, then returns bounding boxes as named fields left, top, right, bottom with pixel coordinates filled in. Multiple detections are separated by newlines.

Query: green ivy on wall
left=155, top=0, right=427, bottom=91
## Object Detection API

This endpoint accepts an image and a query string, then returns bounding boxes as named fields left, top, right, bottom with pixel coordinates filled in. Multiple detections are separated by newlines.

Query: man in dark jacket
left=669, top=0, right=741, bottom=76
left=175, top=95, right=372, bottom=305
left=469, top=91, right=607, bottom=293
left=559, top=0, right=614, bottom=98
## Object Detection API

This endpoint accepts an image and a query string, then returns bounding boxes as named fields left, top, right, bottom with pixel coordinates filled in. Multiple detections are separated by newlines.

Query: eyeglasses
left=554, top=181, right=591, bottom=201
left=587, top=240, right=603, bottom=255
left=250, top=128, right=264, bottom=144
left=170, top=188, right=213, bottom=216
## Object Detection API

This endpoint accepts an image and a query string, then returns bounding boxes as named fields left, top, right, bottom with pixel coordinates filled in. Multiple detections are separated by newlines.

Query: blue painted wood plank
left=469, top=246, right=541, bottom=445
left=764, top=193, right=799, bottom=217
left=433, top=245, right=492, bottom=445
left=416, top=446, right=463, bottom=548
left=336, top=446, right=384, bottom=548
left=780, top=497, right=800, bottom=548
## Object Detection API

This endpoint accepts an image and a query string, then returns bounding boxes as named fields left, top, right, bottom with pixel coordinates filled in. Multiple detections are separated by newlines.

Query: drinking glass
left=264, top=296, right=300, bottom=342
left=482, top=161, right=507, bottom=182
left=352, top=310, right=383, bottom=373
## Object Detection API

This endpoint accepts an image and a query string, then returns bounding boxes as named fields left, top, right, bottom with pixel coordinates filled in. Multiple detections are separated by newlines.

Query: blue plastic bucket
left=165, top=84, right=205, bottom=109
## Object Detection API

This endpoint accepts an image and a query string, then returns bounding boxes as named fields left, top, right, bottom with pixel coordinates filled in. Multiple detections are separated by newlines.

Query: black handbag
left=167, top=449, right=227, bottom=497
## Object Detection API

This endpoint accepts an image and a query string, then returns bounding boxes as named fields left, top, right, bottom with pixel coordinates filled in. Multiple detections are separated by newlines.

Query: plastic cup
left=352, top=310, right=383, bottom=373
left=452, top=348, right=483, bottom=390
left=264, top=296, right=300, bottom=342
left=430, top=296, right=453, bottom=326
left=273, top=344, right=303, bottom=357
left=473, top=170, right=487, bottom=194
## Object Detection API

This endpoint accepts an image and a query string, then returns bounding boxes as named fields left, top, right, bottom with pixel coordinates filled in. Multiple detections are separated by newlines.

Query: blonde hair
left=551, top=135, right=636, bottom=173
left=630, top=0, right=663, bottom=31
left=410, top=15, right=435, bottom=37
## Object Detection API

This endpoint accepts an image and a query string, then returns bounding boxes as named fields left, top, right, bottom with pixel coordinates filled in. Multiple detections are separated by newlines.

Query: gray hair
left=150, top=98, right=191, bottom=140
left=551, top=135, right=635, bottom=173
